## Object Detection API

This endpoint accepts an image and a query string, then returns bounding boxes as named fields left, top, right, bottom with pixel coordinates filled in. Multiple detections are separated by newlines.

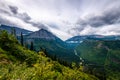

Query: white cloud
left=0, top=14, right=38, bottom=31
left=49, top=27, right=72, bottom=40
left=78, top=24, right=120, bottom=36
left=1, top=0, right=120, bottom=40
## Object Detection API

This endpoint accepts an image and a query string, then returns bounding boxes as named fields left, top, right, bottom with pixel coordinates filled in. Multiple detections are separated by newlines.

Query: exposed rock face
left=26, top=29, right=59, bottom=40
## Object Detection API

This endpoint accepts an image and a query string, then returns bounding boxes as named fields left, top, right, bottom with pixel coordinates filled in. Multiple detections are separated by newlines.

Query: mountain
left=0, top=30, right=98, bottom=80
left=65, top=35, right=106, bottom=48
left=66, top=35, right=120, bottom=44
left=65, top=36, right=86, bottom=48
left=26, top=29, right=62, bottom=41
left=24, top=29, right=80, bottom=64
left=66, top=36, right=86, bottom=43
left=87, top=35, right=120, bottom=40
left=25, top=29, right=64, bottom=50
left=75, top=40, right=120, bottom=79
left=76, top=40, right=120, bottom=68
left=0, top=24, right=32, bottom=35
left=76, top=40, right=108, bottom=65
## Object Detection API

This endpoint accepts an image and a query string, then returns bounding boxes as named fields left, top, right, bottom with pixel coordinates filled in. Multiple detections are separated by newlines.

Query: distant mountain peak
left=26, top=28, right=61, bottom=41
left=0, top=24, right=32, bottom=35
left=66, top=35, right=120, bottom=43
left=39, top=28, right=51, bottom=34
left=40, top=28, right=47, bottom=31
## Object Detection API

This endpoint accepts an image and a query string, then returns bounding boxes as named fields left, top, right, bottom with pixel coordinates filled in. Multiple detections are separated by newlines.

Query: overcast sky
left=0, top=0, right=120, bottom=40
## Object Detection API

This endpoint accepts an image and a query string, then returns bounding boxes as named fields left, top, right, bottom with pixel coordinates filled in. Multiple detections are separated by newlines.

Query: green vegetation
left=0, top=30, right=98, bottom=80
left=76, top=40, right=108, bottom=65
left=76, top=40, right=120, bottom=80
left=20, top=32, right=24, bottom=46
left=24, top=38, right=80, bottom=64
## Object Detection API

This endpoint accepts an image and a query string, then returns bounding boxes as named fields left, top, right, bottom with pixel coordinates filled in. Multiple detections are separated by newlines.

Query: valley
left=0, top=0, right=120, bottom=80
left=0, top=24, right=120, bottom=80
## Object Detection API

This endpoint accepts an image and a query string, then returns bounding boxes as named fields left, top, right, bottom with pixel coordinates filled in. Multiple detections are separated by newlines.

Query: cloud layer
left=1, top=0, right=120, bottom=40
left=0, top=0, right=48, bottom=31
left=69, top=6, right=120, bottom=36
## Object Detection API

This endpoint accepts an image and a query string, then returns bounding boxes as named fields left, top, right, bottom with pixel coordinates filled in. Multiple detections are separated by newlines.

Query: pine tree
left=21, top=32, right=23, bottom=46
left=30, top=41, right=34, bottom=50
left=11, top=27, right=16, bottom=37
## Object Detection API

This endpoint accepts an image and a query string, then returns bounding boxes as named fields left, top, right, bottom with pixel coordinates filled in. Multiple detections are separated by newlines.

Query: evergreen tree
left=21, top=32, right=23, bottom=46
left=30, top=41, right=34, bottom=50
left=11, top=27, right=16, bottom=37
left=53, top=55, right=57, bottom=60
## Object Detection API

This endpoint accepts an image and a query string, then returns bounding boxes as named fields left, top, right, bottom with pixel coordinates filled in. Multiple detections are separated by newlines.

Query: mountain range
left=0, top=24, right=32, bottom=35
left=1, top=24, right=120, bottom=79
left=66, top=35, right=120, bottom=43
left=23, top=28, right=80, bottom=64
left=1, top=24, right=120, bottom=64
left=75, top=40, right=120, bottom=79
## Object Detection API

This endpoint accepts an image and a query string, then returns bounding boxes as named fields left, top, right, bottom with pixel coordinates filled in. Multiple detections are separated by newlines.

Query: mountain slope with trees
left=0, top=30, right=98, bottom=80
left=76, top=40, right=120, bottom=80
left=24, top=29, right=80, bottom=64
left=0, top=24, right=32, bottom=36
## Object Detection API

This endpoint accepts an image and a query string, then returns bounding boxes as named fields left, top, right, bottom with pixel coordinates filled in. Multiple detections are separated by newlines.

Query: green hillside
left=24, top=38, right=80, bottom=64
left=76, top=40, right=108, bottom=65
left=76, top=40, right=120, bottom=80
left=0, top=30, right=98, bottom=80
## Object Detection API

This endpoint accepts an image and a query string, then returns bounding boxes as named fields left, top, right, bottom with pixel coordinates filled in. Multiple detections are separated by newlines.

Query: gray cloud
left=0, top=9, right=11, bottom=16
left=89, top=8, right=120, bottom=27
left=28, top=22, right=48, bottom=30
left=76, top=7, right=120, bottom=28
left=68, top=6, right=120, bottom=36
left=0, top=0, right=48, bottom=31
left=9, top=6, right=18, bottom=14
left=0, top=15, right=15, bottom=26
left=17, top=13, right=31, bottom=21
left=1, top=0, right=120, bottom=40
